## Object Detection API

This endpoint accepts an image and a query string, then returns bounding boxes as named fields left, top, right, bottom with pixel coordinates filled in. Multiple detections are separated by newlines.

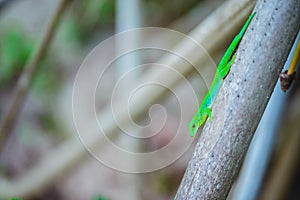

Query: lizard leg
left=204, top=107, right=212, bottom=120
left=219, top=53, right=236, bottom=78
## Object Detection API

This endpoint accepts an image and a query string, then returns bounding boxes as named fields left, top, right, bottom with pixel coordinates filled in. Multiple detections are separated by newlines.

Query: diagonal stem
left=0, top=0, right=72, bottom=150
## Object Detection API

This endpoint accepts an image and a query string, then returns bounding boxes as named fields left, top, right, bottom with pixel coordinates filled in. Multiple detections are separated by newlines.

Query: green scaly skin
left=189, top=12, right=256, bottom=137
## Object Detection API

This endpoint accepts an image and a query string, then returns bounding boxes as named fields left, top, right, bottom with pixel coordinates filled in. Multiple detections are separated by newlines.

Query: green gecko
left=189, top=12, right=256, bottom=137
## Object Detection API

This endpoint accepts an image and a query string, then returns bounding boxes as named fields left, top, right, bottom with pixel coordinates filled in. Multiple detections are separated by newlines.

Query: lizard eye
left=192, top=124, right=195, bottom=128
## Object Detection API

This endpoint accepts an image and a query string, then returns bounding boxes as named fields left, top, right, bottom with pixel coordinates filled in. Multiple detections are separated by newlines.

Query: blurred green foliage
left=93, top=194, right=110, bottom=200
left=156, top=173, right=178, bottom=193
left=54, top=0, right=202, bottom=51
left=84, top=0, right=115, bottom=24
left=0, top=25, right=62, bottom=136
left=0, top=0, right=202, bottom=140
left=57, top=16, right=82, bottom=49
left=9, top=197, right=21, bottom=200
left=67, top=0, right=115, bottom=44
left=32, top=60, right=61, bottom=97
left=0, top=27, right=33, bottom=85
left=0, top=26, right=61, bottom=95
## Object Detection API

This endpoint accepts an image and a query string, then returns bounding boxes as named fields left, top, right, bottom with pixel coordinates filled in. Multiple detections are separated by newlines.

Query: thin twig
left=0, top=0, right=72, bottom=150
left=287, top=37, right=300, bottom=75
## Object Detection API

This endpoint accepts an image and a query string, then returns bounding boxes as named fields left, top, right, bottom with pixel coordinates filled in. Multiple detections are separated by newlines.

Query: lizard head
left=189, top=112, right=209, bottom=137
left=189, top=119, right=200, bottom=137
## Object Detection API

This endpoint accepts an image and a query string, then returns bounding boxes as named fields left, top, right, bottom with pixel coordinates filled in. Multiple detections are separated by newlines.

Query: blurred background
left=0, top=0, right=299, bottom=199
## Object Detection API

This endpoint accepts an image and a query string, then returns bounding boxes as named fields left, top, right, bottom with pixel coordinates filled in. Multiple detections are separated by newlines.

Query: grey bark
left=175, top=0, right=300, bottom=199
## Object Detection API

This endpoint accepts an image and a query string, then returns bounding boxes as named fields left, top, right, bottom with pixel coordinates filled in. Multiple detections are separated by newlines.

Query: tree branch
left=175, top=0, right=300, bottom=199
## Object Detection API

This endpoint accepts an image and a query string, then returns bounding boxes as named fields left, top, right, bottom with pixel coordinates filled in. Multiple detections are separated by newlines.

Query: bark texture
left=175, top=0, right=300, bottom=199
